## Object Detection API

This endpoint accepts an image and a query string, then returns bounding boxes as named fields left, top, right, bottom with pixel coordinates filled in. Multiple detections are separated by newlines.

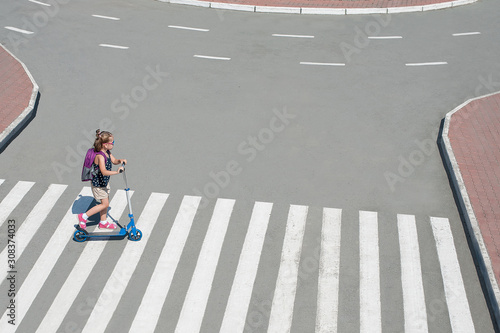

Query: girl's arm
left=110, top=153, right=127, bottom=165
left=96, top=155, right=122, bottom=176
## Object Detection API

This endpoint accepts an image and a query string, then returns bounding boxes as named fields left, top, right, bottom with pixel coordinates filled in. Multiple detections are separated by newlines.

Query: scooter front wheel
left=128, top=229, right=142, bottom=241
left=74, top=229, right=89, bottom=242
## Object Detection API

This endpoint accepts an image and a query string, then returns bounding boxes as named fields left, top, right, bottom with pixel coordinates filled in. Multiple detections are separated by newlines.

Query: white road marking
left=220, top=202, right=273, bottom=333
left=175, top=198, right=236, bottom=332
left=4, top=26, right=34, bottom=34
left=359, top=211, right=381, bottom=333
left=81, top=192, right=169, bottom=333
left=99, top=44, right=129, bottom=49
left=398, top=214, right=428, bottom=333
left=431, top=217, right=475, bottom=332
left=194, top=54, right=231, bottom=60
left=300, top=62, right=345, bottom=66
left=169, top=25, right=209, bottom=32
left=130, top=195, right=201, bottom=333
left=92, top=14, right=120, bottom=20
left=406, top=62, right=448, bottom=66
left=36, top=190, right=132, bottom=333
left=272, top=34, right=314, bottom=38
left=316, top=208, right=342, bottom=333
left=368, top=36, right=403, bottom=39
left=0, top=184, right=66, bottom=279
left=28, top=0, right=51, bottom=6
left=452, top=32, right=481, bottom=36
left=0, top=181, right=35, bottom=228
left=0, top=187, right=93, bottom=333
left=268, top=205, right=309, bottom=333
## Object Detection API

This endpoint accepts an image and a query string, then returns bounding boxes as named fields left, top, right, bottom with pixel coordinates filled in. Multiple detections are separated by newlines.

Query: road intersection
left=0, top=0, right=499, bottom=331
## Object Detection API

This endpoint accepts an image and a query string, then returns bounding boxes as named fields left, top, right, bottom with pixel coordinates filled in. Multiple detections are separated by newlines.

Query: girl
left=78, top=130, right=127, bottom=229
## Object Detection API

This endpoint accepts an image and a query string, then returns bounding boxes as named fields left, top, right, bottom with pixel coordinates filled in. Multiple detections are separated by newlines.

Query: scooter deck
left=75, top=225, right=127, bottom=237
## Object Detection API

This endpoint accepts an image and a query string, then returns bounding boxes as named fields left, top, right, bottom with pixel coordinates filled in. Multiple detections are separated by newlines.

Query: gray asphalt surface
left=0, top=0, right=499, bottom=331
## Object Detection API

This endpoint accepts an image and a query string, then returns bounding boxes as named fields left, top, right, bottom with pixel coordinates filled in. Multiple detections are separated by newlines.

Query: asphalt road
left=0, top=0, right=499, bottom=331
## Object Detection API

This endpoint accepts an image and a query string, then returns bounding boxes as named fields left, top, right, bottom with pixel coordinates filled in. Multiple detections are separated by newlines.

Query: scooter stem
left=121, top=163, right=134, bottom=216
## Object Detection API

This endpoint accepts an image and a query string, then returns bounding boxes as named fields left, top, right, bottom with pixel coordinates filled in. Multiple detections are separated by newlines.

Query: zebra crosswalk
left=0, top=180, right=478, bottom=332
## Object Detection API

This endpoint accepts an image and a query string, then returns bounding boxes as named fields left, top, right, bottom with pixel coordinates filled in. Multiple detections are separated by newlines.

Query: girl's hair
left=94, top=129, right=113, bottom=151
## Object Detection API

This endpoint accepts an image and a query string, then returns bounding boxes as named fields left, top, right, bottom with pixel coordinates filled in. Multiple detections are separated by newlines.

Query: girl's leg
left=97, top=197, right=116, bottom=229
left=99, top=197, right=109, bottom=222
left=78, top=186, right=110, bottom=229
left=85, top=199, right=109, bottom=219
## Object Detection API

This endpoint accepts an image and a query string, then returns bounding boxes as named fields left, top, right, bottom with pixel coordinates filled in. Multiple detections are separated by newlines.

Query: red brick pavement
left=0, top=46, right=33, bottom=136
left=448, top=94, right=500, bottom=282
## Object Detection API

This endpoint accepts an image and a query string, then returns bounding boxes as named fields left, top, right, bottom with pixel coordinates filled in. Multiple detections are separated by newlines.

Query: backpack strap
left=95, top=151, right=108, bottom=163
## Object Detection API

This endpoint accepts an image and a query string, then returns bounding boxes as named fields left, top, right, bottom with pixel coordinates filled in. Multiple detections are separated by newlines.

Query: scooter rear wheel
left=128, top=229, right=142, bottom=241
left=74, top=230, right=89, bottom=242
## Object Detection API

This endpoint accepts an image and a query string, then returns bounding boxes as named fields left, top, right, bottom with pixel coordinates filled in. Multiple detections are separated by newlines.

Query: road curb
left=439, top=90, right=500, bottom=331
left=0, top=44, right=39, bottom=153
left=158, top=0, right=477, bottom=14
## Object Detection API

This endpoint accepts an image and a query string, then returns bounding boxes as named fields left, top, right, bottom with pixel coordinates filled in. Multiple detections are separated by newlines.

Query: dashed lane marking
left=194, top=54, right=231, bottom=60
left=300, top=62, right=345, bottom=66
left=99, top=44, right=129, bottom=49
left=28, top=0, right=51, bottom=6
left=452, top=32, right=481, bottom=36
left=169, top=25, right=209, bottom=32
left=272, top=34, right=314, bottom=38
left=4, top=26, right=34, bottom=34
left=405, top=62, right=448, bottom=66
left=92, top=14, right=120, bottom=20
left=368, top=36, right=403, bottom=39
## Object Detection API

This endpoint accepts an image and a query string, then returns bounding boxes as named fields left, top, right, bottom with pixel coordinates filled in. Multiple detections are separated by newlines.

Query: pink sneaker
left=99, top=221, right=117, bottom=229
left=77, top=213, right=87, bottom=230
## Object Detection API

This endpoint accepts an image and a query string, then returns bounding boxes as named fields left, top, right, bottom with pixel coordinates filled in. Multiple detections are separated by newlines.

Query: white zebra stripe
left=36, top=190, right=132, bottom=333
left=316, top=208, right=342, bottom=333
left=398, top=214, right=428, bottom=333
left=175, top=198, right=236, bottom=333
left=359, top=211, right=381, bottom=333
left=81, top=192, right=169, bottom=333
left=1, top=184, right=66, bottom=280
left=268, top=205, right=309, bottom=333
left=129, top=195, right=201, bottom=333
left=0, top=187, right=93, bottom=333
left=0, top=181, right=34, bottom=228
left=220, top=201, right=273, bottom=333
left=430, top=217, right=475, bottom=332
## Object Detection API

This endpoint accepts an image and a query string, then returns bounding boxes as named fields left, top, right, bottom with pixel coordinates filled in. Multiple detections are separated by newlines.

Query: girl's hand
left=120, top=159, right=127, bottom=165
left=117, top=167, right=125, bottom=174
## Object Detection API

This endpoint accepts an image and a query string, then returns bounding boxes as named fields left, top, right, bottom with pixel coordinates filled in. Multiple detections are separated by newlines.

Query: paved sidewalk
left=441, top=91, right=500, bottom=329
left=163, top=0, right=476, bottom=14
left=194, top=0, right=464, bottom=8
left=0, top=44, right=38, bottom=152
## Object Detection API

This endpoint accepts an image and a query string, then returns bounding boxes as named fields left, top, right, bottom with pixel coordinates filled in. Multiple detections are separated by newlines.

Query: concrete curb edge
left=158, top=0, right=477, bottom=14
left=0, top=44, right=39, bottom=152
left=439, top=90, right=500, bottom=331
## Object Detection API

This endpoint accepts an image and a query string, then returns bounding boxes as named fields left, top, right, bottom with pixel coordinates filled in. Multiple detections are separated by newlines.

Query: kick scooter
left=73, top=163, right=142, bottom=242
